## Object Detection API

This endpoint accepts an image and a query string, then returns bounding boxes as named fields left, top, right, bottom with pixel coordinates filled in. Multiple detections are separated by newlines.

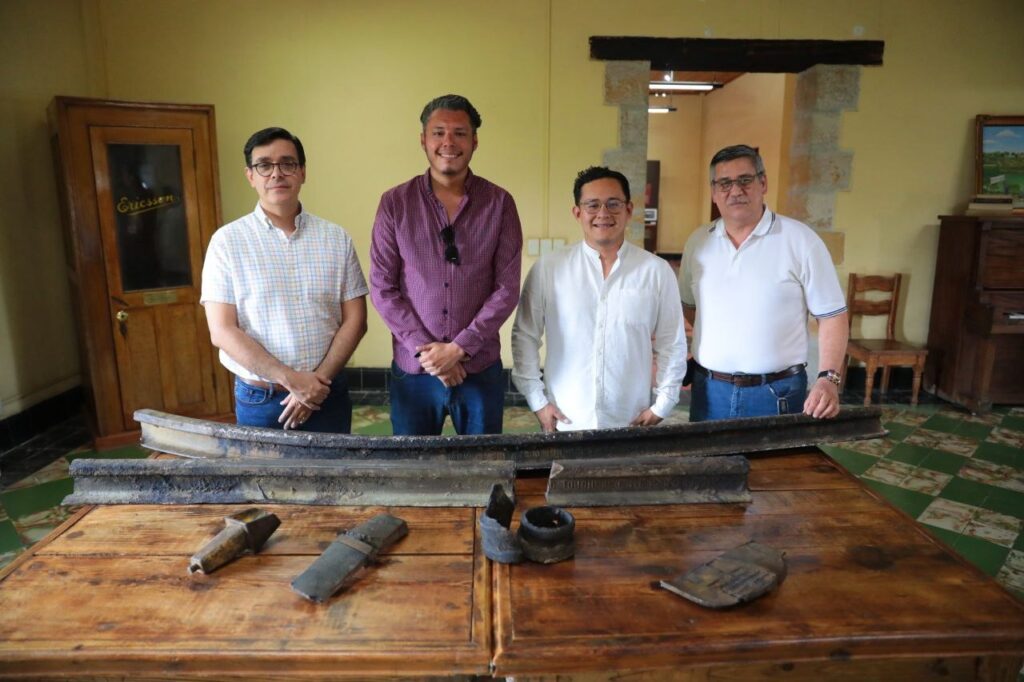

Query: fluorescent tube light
left=649, top=82, right=715, bottom=92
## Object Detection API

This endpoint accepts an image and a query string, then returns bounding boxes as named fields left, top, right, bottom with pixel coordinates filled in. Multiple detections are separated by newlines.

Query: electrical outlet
left=540, top=239, right=553, bottom=255
left=527, top=239, right=540, bottom=256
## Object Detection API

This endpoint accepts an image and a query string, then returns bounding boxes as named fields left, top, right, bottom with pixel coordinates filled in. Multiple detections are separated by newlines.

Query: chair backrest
left=846, top=273, right=902, bottom=341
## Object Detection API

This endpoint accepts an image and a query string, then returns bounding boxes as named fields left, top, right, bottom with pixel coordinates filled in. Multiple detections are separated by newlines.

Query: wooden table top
left=1, top=448, right=1023, bottom=680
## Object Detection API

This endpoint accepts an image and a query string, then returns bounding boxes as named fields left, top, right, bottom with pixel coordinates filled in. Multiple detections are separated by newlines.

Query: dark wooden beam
left=590, top=37, right=884, bottom=72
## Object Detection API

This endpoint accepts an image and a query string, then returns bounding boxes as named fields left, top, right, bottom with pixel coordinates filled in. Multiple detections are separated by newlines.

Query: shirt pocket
left=609, top=289, right=653, bottom=329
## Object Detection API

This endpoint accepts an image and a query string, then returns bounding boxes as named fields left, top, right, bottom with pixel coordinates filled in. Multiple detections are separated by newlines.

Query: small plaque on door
left=143, top=290, right=178, bottom=306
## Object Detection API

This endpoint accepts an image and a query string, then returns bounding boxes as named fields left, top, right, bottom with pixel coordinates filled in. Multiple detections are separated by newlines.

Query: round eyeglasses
left=579, top=198, right=627, bottom=215
left=250, top=161, right=301, bottom=177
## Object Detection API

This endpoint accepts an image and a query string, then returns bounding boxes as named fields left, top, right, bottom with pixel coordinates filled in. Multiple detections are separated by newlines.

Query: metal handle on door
left=116, top=310, right=129, bottom=322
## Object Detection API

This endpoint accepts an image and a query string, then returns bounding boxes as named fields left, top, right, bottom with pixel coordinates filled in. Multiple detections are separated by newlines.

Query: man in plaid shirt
left=202, top=127, right=368, bottom=432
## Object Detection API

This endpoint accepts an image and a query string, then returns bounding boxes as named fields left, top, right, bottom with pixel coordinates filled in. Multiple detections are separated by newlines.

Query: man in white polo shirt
left=512, top=166, right=687, bottom=431
left=202, top=127, right=368, bottom=432
left=678, top=145, right=848, bottom=421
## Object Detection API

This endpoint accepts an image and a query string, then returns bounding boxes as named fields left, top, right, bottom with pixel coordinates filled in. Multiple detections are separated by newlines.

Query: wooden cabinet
left=49, top=98, right=233, bottom=447
left=925, top=214, right=1024, bottom=412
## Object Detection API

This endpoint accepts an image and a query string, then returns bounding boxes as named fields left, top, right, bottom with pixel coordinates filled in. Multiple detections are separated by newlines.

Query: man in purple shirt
left=370, top=94, right=523, bottom=435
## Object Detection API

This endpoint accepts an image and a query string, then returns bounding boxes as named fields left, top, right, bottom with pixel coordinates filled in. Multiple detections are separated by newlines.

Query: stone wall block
left=604, top=61, right=649, bottom=105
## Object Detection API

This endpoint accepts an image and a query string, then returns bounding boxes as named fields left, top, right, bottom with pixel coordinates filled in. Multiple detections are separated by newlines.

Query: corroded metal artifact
left=518, top=506, right=575, bottom=564
left=63, top=457, right=515, bottom=507
left=479, top=484, right=524, bottom=564
left=188, top=508, right=280, bottom=575
left=291, top=513, right=408, bottom=603
left=659, top=541, right=787, bottom=608
left=134, top=407, right=886, bottom=470
left=546, top=455, right=751, bottom=506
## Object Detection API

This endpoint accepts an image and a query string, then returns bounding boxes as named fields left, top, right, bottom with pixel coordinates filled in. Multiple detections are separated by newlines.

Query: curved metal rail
left=135, top=407, right=885, bottom=470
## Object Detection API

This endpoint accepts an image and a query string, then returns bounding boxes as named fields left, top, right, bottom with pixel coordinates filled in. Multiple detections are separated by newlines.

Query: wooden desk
left=2, top=449, right=1023, bottom=680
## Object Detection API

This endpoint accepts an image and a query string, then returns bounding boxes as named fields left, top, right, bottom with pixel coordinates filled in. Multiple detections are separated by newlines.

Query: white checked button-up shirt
left=512, top=240, right=687, bottom=431
left=201, top=204, right=369, bottom=382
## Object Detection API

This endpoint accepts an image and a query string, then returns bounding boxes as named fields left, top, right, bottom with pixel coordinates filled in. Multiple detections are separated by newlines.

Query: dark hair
left=243, top=127, right=306, bottom=167
left=573, top=166, right=630, bottom=205
left=708, top=144, right=765, bottom=183
left=419, top=94, right=482, bottom=131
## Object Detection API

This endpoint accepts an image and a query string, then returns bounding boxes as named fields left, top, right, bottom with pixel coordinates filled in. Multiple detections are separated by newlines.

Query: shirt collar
left=709, top=205, right=775, bottom=239
left=419, top=167, right=476, bottom=198
left=581, top=239, right=629, bottom=261
left=254, top=202, right=306, bottom=233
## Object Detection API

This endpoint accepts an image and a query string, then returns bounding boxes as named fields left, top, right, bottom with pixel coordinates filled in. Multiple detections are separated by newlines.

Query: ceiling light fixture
left=649, top=82, right=715, bottom=92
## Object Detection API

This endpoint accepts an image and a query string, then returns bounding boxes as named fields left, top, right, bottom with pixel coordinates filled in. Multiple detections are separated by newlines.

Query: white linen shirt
left=512, top=240, right=687, bottom=431
left=201, top=203, right=369, bottom=382
left=678, top=208, right=845, bottom=374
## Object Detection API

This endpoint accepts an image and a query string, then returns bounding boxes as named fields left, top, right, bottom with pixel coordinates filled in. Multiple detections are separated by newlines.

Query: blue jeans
left=388, top=360, right=505, bottom=435
left=689, top=367, right=807, bottom=421
left=233, top=374, right=352, bottom=433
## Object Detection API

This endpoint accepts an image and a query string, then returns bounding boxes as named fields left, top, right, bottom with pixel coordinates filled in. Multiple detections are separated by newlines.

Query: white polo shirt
left=512, top=240, right=687, bottom=430
left=678, top=208, right=845, bottom=374
left=201, top=204, right=369, bottom=382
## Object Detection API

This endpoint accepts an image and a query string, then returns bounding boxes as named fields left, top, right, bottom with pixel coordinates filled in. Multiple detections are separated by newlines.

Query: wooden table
left=2, top=449, right=1023, bottom=680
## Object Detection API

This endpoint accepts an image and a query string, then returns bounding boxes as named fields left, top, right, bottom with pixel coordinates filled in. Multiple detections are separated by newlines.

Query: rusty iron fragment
left=63, top=458, right=515, bottom=507
left=517, top=505, right=576, bottom=564
left=188, top=508, right=281, bottom=575
left=291, top=513, right=408, bottom=603
left=479, top=484, right=524, bottom=564
left=134, top=407, right=886, bottom=470
left=659, top=541, right=787, bottom=608
left=546, top=455, right=751, bottom=507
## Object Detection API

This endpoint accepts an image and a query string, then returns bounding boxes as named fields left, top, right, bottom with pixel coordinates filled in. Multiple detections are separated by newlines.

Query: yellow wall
left=699, top=73, right=788, bottom=229
left=647, top=96, right=703, bottom=253
left=2, top=0, right=1024, bottom=417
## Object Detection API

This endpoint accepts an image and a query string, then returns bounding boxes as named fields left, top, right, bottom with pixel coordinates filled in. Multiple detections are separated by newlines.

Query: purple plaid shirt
left=370, top=169, right=523, bottom=374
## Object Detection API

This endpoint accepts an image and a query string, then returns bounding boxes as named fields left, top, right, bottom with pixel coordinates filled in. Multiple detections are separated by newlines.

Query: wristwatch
left=817, top=369, right=841, bottom=387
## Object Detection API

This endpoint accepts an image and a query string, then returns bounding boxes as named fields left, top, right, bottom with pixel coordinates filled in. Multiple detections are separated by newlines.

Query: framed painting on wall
left=976, top=114, right=1024, bottom=195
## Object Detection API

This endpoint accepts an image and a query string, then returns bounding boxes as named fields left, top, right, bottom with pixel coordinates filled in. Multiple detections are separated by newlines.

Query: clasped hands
left=415, top=341, right=467, bottom=387
left=278, top=370, right=331, bottom=430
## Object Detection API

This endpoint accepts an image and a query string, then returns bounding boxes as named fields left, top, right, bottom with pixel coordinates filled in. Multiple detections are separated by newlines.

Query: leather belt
left=695, top=363, right=805, bottom=387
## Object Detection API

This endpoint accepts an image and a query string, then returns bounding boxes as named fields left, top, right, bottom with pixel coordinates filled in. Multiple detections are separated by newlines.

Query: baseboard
left=0, top=386, right=85, bottom=456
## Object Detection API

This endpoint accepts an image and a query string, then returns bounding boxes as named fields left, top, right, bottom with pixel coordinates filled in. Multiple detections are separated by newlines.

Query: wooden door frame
left=48, top=97, right=230, bottom=447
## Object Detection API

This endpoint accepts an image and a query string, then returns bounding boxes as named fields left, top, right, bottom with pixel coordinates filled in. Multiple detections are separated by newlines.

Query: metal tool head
left=225, top=508, right=281, bottom=552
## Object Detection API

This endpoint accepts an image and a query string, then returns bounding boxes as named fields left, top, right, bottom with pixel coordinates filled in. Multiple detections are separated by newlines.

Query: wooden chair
left=840, top=273, right=928, bottom=406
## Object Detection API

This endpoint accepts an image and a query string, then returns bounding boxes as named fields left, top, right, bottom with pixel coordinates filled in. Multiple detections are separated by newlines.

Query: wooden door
left=88, top=126, right=219, bottom=424
left=49, top=98, right=232, bottom=447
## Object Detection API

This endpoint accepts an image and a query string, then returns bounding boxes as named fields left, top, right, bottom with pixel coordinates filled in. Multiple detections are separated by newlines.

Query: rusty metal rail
left=64, top=458, right=516, bottom=507
left=134, top=407, right=885, bottom=470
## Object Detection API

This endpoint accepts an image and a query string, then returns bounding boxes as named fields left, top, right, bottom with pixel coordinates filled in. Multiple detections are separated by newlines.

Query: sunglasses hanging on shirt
left=441, top=225, right=460, bottom=264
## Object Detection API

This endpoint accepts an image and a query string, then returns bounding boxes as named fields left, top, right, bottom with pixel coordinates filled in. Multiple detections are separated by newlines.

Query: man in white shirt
left=678, top=144, right=848, bottom=421
left=201, top=127, right=368, bottom=432
left=512, top=166, right=687, bottom=431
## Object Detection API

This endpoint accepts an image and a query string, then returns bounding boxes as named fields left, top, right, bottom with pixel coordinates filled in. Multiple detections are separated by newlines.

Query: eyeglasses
left=711, top=173, right=762, bottom=193
left=579, top=198, right=627, bottom=215
left=441, top=225, right=459, bottom=264
left=250, top=161, right=301, bottom=177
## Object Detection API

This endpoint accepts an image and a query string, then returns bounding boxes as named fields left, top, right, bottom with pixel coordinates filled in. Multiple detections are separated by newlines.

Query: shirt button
left=442, top=309, right=448, bottom=315
left=443, top=336, right=450, bottom=342
left=444, top=282, right=449, bottom=288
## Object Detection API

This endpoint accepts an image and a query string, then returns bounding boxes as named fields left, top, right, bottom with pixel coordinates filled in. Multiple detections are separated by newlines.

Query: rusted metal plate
left=135, top=408, right=886, bottom=470
left=291, top=514, right=408, bottom=603
left=660, top=541, right=787, bottom=608
left=63, top=458, right=516, bottom=507
left=546, top=455, right=751, bottom=507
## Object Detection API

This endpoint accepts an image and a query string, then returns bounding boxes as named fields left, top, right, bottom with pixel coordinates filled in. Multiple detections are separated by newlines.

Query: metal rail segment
left=134, top=407, right=885, bottom=470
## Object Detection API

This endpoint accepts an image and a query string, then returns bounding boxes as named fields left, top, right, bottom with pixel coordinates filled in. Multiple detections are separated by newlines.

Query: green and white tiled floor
left=3, top=401, right=1024, bottom=606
